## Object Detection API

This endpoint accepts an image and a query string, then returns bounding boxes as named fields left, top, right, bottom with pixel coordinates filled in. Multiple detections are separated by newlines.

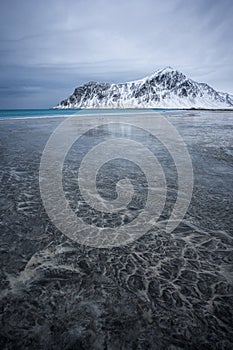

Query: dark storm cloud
left=0, top=0, right=232, bottom=108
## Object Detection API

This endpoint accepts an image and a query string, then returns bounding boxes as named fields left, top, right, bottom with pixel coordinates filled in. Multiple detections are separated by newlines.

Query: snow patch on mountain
left=54, top=67, right=233, bottom=109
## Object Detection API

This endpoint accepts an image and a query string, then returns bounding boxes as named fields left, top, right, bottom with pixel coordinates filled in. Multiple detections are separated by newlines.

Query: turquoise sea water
left=0, top=108, right=173, bottom=119
left=0, top=109, right=81, bottom=119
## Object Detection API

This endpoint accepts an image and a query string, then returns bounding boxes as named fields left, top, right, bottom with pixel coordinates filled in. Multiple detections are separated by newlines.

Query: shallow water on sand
left=0, top=111, right=233, bottom=349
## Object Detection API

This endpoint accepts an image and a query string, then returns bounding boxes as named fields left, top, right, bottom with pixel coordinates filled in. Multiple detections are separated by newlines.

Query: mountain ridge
left=54, top=67, right=233, bottom=109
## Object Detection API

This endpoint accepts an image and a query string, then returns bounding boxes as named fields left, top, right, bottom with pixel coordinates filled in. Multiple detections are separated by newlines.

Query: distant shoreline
left=53, top=107, right=233, bottom=111
left=0, top=107, right=233, bottom=111
left=0, top=108, right=232, bottom=121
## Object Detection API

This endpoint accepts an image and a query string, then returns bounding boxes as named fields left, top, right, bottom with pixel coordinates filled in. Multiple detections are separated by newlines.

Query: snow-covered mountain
left=54, top=67, right=233, bottom=109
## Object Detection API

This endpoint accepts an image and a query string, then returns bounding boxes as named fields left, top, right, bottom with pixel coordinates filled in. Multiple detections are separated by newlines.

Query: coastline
left=1, top=108, right=233, bottom=121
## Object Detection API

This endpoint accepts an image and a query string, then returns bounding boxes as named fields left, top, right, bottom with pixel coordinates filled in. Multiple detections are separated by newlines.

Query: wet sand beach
left=0, top=111, right=233, bottom=349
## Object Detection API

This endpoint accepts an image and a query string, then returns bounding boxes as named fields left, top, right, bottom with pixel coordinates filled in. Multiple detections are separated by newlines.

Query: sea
left=0, top=108, right=175, bottom=119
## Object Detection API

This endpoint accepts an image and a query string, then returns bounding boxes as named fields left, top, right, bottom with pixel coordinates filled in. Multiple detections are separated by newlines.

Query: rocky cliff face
left=54, top=67, right=233, bottom=109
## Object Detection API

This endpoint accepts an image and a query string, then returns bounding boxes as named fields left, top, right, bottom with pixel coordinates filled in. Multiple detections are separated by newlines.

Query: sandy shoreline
left=0, top=111, right=233, bottom=349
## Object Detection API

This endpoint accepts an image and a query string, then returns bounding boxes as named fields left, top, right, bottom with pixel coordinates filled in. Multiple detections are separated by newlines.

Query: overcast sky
left=0, top=0, right=232, bottom=108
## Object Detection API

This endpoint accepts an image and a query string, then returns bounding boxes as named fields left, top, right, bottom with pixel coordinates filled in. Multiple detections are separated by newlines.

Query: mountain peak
left=157, top=66, right=175, bottom=73
left=147, top=67, right=185, bottom=81
left=155, top=66, right=185, bottom=76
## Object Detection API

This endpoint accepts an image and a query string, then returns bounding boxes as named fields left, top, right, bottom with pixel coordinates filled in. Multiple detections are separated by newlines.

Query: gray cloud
left=0, top=0, right=232, bottom=108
